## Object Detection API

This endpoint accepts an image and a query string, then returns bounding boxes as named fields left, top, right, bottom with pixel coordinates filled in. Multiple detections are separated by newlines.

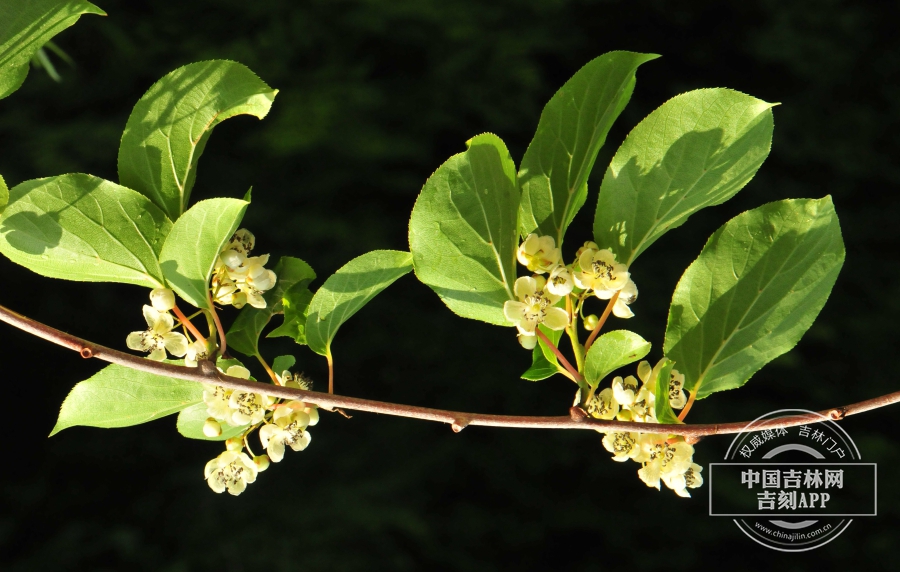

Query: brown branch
left=1, top=302, right=898, bottom=437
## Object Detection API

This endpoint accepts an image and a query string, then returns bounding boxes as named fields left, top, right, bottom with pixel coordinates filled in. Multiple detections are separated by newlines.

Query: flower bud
left=203, top=418, right=222, bottom=438
left=149, top=288, right=176, bottom=312
left=225, top=437, right=243, bottom=452
left=517, top=334, right=538, bottom=350
left=584, top=314, right=599, bottom=331
left=253, top=455, right=270, bottom=472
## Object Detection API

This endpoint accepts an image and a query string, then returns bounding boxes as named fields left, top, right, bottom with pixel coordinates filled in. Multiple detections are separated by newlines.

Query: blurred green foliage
left=2, top=0, right=898, bottom=569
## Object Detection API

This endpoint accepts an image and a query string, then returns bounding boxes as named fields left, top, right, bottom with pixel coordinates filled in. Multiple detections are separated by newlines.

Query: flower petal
left=542, top=307, right=569, bottom=330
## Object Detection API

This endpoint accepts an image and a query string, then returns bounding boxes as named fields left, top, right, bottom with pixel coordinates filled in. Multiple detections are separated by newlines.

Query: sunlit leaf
left=0, top=174, right=171, bottom=287
left=409, top=133, right=518, bottom=325
left=664, top=197, right=844, bottom=399
left=118, top=60, right=277, bottom=218
left=159, top=198, right=247, bottom=309
left=594, top=88, right=775, bottom=266
left=518, top=51, right=658, bottom=246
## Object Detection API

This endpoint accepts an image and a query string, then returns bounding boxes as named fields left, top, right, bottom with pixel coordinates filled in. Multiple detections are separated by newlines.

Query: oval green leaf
left=409, top=133, right=519, bottom=325
left=50, top=364, right=202, bottom=436
left=664, top=197, right=845, bottom=399
left=594, top=88, right=775, bottom=266
left=159, top=197, right=248, bottom=309
left=306, top=250, right=413, bottom=356
left=118, top=60, right=277, bottom=218
left=584, top=330, right=651, bottom=390
left=0, top=0, right=104, bottom=100
left=0, top=174, right=172, bottom=287
left=518, top=51, right=659, bottom=247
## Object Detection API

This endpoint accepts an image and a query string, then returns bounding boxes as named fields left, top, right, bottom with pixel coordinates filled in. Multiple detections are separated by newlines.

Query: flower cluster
left=202, top=365, right=319, bottom=495
left=505, top=234, right=638, bottom=348
left=589, top=358, right=703, bottom=497
left=126, top=289, right=188, bottom=361
left=211, top=229, right=277, bottom=309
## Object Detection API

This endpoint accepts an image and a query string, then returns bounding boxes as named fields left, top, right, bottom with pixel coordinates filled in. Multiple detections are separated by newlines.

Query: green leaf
left=583, top=330, right=651, bottom=390
left=271, top=355, right=295, bottom=375
left=306, top=250, right=413, bottom=357
left=518, top=51, right=659, bottom=246
left=0, top=174, right=7, bottom=212
left=664, top=197, right=845, bottom=399
left=0, top=0, right=104, bottom=100
left=653, top=359, right=681, bottom=425
left=50, top=364, right=202, bottom=436
left=521, top=325, right=564, bottom=381
left=594, top=88, right=775, bottom=266
left=409, top=133, right=519, bottom=325
left=226, top=256, right=315, bottom=357
left=117, top=60, right=277, bottom=219
left=267, top=285, right=314, bottom=344
left=176, top=403, right=247, bottom=442
left=0, top=174, right=172, bottom=287
left=158, top=198, right=248, bottom=309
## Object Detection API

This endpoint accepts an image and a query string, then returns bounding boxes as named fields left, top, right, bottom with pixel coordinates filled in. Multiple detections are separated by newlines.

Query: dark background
left=1, top=0, right=897, bottom=569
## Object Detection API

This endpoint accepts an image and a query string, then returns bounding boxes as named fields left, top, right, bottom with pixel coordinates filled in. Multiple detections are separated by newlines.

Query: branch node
left=199, top=359, right=219, bottom=378
left=829, top=407, right=848, bottom=420
left=451, top=418, right=469, bottom=433
left=569, top=406, right=590, bottom=422
left=79, top=347, right=94, bottom=359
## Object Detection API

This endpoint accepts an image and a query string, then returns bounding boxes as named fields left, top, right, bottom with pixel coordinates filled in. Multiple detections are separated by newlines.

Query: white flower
left=668, top=369, right=687, bottom=410
left=203, top=366, right=272, bottom=427
left=503, top=276, right=569, bottom=336
left=149, top=288, right=176, bottom=312
left=203, top=384, right=234, bottom=422
left=662, top=462, right=703, bottom=498
left=259, top=402, right=312, bottom=462
left=637, top=437, right=694, bottom=490
left=626, top=386, right=656, bottom=423
left=573, top=248, right=629, bottom=298
left=611, top=375, right=639, bottom=407
left=611, top=278, right=638, bottom=319
left=516, top=234, right=561, bottom=274
left=210, top=229, right=277, bottom=309
left=126, top=305, right=188, bottom=361
left=602, top=431, right=642, bottom=462
left=184, top=340, right=210, bottom=367
left=228, top=390, right=270, bottom=425
left=546, top=265, right=574, bottom=296
left=586, top=388, right=619, bottom=420
left=204, top=451, right=258, bottom=495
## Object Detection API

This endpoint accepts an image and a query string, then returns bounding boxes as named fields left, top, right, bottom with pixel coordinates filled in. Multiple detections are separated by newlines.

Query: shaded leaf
left=227, top=256, right=315, bottom=357
left=664, top=197, right=845, bottom=399
left=0, top=174, right=172, bottom=287
left=653, top=359, right=681, bottom=424
left=306, top=250, right=413, bottom=357
left=521, top=324, right=564, bottom=381
left=0, top=0, right=104, bottom=100
left=409, top=133, right=518, bottom=325
left=267, top=285, right=314, bottom=344
left=271, top=355, right=295, bottom=375
left=518, top=51, right=659, bottom=246
left=118, top=60, right=277, bottom=218
left=159, top=198, right=247, bottom=309
left=0, top=174, right=7, bottom=212
left=51, top=364, right=201, bottom=435
left=594, top=88, right=775, bottom=266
